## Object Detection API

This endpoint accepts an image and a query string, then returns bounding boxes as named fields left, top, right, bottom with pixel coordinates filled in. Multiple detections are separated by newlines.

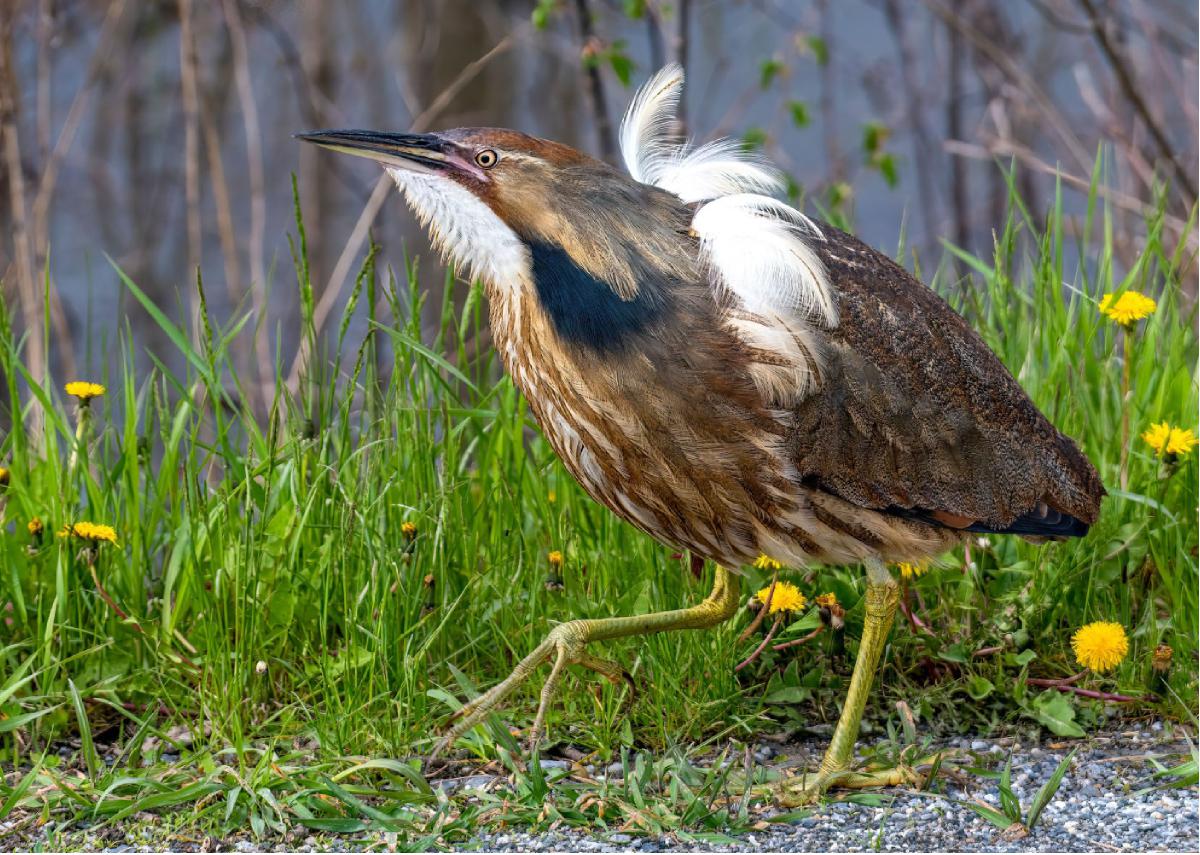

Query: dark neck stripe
left=526, top=239, right=667, bottom=353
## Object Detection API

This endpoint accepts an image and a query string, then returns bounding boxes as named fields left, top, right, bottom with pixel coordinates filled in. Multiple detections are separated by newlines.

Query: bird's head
left=297, top=65, right=834, bottom=354
left=297, top=126, right=693, bottom=304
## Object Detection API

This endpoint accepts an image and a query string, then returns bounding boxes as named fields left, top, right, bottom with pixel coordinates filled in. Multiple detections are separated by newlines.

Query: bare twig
left=772, top=625, right=824, bottom=652
left=221, top=0, right=273, bottom=408
left=947, top=7, right=971, bottom=257
left=32, top=0, right=129, bottom=384
left=816, top=0, right=846, bottom=183
left=736, top=615, right=783, bottom=671
left=572, top=0, right=616, bottom=160
left=200, top=103, right=244, bottom=328
left=737, top=574, right=776, bottom=644
left=943, top=138, right=1195, bottom=241
left=0, top=4, right=45, bottom=434
left=178, top=0, right=203, bottom=344
left=883, top=0, right=941, bottom=250
left=924, top=0, right=1092, bottom=175
left=1076, top=0, right=1197, bottom=202
left=671, top=0, right=690, bottom=134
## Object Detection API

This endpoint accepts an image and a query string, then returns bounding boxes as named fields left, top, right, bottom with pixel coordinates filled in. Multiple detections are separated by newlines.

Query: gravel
left=5, top=724, right=1195, bottom=852
left=466, top=726, right=1198, bottom=853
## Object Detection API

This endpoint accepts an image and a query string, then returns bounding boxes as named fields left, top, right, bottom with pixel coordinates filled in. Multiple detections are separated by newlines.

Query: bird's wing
left=782, top=225, right=1104, bottom=534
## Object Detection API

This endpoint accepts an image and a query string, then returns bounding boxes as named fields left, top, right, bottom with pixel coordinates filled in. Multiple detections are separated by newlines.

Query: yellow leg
left=779, top=573, right=912, bottom=805
left=433, top=565, right=741, bottom=756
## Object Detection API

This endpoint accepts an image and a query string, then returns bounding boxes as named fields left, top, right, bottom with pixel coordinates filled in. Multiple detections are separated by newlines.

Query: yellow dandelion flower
left=1071, top=621, right=1129, bottom=673
left=754, top=581, right=806, bottom=614
left=753, top=554, right=783, bottom=570
left=64, top=381, right=106, bottom=401
left=28, top=517, right=43, bottom=537
left=895, top=561, right=927, bottom=580
left=814, top=592, right=838, bottom=608
left=1098, top=291, right=1156, bottom=326
left=548, top=550, right=563, bottom=568
left=1141, top=422, right=1198, bottom=458
left=57, top=521, right=118, bottom=544
left=400, top=521, right=417, bottom=540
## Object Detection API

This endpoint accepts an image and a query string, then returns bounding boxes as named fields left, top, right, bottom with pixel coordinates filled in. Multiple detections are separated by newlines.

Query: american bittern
left=298, top=64, right=1103, bottom=801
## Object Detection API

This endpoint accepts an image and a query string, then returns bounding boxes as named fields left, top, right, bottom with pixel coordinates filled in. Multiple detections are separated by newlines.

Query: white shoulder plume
left=621, top=65, right=837, bottom=401
left=691, top=194, right=836, bottom=328
left=619, top=63, right=684, bottom=185
left=619, top=64, right=782, bottom=202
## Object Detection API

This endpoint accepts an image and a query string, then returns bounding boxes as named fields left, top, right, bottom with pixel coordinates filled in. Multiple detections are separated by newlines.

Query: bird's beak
left=295, top=129, right=481, bottom=178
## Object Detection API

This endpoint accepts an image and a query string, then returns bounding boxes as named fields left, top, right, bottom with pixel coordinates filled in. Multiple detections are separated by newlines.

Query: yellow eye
left=475, top=149, right=498, bottom=168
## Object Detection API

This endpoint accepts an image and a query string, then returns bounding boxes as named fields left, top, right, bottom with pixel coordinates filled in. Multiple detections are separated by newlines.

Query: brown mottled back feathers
left=789, top=225, right=1105, bottom=529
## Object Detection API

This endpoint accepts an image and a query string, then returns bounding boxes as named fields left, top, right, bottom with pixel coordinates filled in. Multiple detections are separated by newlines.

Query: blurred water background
left=0, top=0, right=1195, bottom=406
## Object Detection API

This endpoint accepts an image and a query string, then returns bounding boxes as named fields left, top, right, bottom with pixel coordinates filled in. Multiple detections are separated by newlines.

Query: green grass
left=0, top=169, right=1196, bottom=841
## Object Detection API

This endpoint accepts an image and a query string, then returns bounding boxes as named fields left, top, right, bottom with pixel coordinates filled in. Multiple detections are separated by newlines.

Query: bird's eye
left=475, top=149, right=498, bottom=168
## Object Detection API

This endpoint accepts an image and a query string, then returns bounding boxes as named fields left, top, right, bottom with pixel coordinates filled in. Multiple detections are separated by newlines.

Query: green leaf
left=1026, top=748, right=1076, bottom=829
left=1013, top=649, right=1038, bottom=667
left=760, top=59, right=785, bottom=89
left=788, top=100, right=810, bottom=128
left=963, top=800, right=1017, bottom=830
left=875, top=152, right=899, bottom=188
left=1032, top=691, right=1085, bottom=737
left=763, top=686, right=811, bottom=705
left=806, top=35, right=829, bottom=65
left=967, top=675, right=995, bottom=700
left=0, top=707, right=58, bottom=733
left=607, top=49, right=634, bottom=87
left=741, top=128, right=768, bottom=151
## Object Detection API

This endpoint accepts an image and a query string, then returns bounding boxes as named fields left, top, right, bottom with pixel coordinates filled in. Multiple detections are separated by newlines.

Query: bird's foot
left=431, top=620, right=633, bottom=758
left=776, top=754, right=947, bottom=806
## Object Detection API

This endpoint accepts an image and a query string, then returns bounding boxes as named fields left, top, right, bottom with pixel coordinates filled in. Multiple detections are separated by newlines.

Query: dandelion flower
left=1071, top=621, right=1128, bottom=673
left=1141, top=422, right=1198, bottom=458
left=1098, top=291, right=1156, bottom=326
left=814, top=592, right=838, bottom=608
left=895, top=561, right=927, bottom=580
left=754, top=581, right=806, bottom=614
left=64, top=381, right=106, bottom=402
left=400, top=521, right=417, bottom=540
left=57, top=521, right=118, bottom=545
left=1151, top=643, right=1173, bottom=673
left=28, top=517, right=43, bottom=537
left=548, top=550, right=563, bottom=568
left=753, top=554, right=783, bottom=570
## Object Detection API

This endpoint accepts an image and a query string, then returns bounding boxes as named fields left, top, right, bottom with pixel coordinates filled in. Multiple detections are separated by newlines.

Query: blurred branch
left=816, top=0, right=846, bottom=183
left=572, top=0, right=616, bottom=160
left=947, top=11, right=971, bottom=256
left=31, top=0, right=129, bottom=384
left=943, top=137, right=1195, bottom=241
left=0, top=2, right=44, bottom=424
left=924, top=0, right=1092, bottom=174
left=883, top=0, right=941, bottom=249
left=671, top=0, right=690, bottom=133
left=178, top=0, right=203, bottom=342
left=1075, top=0, right=1197, bottom=203
left=222, top=0, right=272, bottom=407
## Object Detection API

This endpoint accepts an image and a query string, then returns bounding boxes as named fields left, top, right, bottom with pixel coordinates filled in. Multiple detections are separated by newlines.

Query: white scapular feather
left=620, top=65, right=782, bottom=201
left=619, top=63, right=684, bottom=184
left=653, top=139, right=784, bottom=203
left=691, top=194, right=837, bottom=328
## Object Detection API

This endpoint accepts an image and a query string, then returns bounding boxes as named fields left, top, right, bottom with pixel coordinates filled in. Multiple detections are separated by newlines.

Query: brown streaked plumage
left=297, top=63, right=1103, bottom=798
